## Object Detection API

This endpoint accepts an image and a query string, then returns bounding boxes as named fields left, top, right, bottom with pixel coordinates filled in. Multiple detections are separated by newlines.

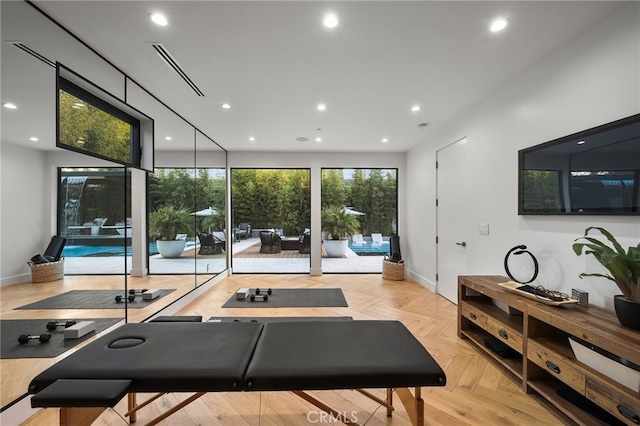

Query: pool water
left=62, top=243, right=160, bottom=257
left=348, top=240, right=390, bottom=256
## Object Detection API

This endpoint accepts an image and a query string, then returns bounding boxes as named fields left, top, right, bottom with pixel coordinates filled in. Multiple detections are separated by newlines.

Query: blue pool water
left=63, top=243, right=160, bottom=257
left=348, top=240, right=390, bottom=256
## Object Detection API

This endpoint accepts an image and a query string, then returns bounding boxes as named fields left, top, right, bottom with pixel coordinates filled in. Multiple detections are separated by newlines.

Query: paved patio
left=63, top=237, right=384, bottom=275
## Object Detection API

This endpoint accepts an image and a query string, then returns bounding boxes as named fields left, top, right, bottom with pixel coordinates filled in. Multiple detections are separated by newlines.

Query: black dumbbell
left=18, top=333, right=51, bottom=344
left=46, top=320, right=77, bottom=331
left=128, top=289, right=148, bottom=295
left=250, top=294, right=268, bottom=302
left=115, top=294, right=136, bottom=303
left=255, top=288, right=272, bottom=295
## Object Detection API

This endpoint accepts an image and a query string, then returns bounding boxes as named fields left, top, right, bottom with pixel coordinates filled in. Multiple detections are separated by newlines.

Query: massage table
left=28, top=320, right=446, bottom=426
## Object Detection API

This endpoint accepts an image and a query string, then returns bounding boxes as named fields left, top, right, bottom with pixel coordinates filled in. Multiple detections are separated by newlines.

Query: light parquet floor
left=15, top=274, right=567, bottom=426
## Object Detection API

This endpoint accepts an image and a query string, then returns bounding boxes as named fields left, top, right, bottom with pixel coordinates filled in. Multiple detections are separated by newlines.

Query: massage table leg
left=126, top=392, right=206, bottom=426
left=126, top=392, right=170, bottom=422
left=396, top=387, right=424, bottom=426
left=354, top=388, right=394, bottom=413
left=60, top=407, right=105, bottom=426
left=292, top=391, right=359, bottom=425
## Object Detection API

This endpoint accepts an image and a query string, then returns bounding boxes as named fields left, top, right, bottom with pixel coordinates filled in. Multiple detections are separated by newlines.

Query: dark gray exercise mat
left=1, top=318, right=123, bottom=359
left=222, top=288, right=348, bottom=308
left=15, top=289, right=175, bottom=310
left=208, top=316, right=353, bottom=322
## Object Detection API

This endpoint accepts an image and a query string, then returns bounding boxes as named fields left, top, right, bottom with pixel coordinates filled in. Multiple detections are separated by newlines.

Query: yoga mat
left=208, top=316, right=353, bottom=322
left=15, top=289, right=175, bottom=310
left=1, top=317, right=122, bottom=359
left=222, top=288, right=348, bottom=308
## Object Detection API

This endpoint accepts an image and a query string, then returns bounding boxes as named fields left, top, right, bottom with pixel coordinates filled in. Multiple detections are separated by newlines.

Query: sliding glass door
left=321, top=168, right=398, bottom=273
left=231, top=168, right=311, bottom=273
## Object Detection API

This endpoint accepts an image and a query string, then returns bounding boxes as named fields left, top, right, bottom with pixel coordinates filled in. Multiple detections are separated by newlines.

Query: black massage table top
left=29, top=322, right=264, bottom=394
left=29, top=320, right=446, bottom=397
left=244, top=320, right=446, bottom=391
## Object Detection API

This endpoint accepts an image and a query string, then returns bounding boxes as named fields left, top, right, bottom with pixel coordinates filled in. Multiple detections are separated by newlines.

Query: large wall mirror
left=0, top=0, right=227, bottom=409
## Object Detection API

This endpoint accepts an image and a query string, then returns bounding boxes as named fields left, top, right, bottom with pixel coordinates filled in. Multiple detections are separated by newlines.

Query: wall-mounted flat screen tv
left=519, top=114, right=640, bottom=215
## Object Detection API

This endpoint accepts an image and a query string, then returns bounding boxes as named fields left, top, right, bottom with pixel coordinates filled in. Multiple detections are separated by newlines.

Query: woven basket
left=382, top=259, right=405, bottom=281
left=28, top=258, right=64, bottom=283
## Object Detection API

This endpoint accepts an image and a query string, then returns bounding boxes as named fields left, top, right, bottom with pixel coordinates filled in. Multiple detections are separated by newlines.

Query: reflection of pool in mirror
left=63, top=243, right=167, bottom=257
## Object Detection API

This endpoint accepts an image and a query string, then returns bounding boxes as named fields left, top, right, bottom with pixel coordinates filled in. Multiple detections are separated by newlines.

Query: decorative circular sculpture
left=504, top=245, right=539, bottom=284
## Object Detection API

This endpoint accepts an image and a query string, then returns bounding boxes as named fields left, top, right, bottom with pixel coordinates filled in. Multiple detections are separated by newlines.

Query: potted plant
left=149, top=205, right=192, bottom=258
left=321, top=205, right=361, bottom=257
left=573, top=226, right=640, bottom=330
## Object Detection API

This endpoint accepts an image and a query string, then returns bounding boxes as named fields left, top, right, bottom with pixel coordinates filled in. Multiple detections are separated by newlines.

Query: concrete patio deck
left=63, top=237, right=385, bottom=275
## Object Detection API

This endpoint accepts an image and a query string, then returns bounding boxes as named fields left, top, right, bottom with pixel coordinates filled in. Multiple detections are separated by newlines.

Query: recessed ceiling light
left=411, top=105, right=421, bottom=112
left=577, top=140, right=586, bottom=145
left=249, top=137, right=255, bottom=142
left=150, top=12, right=168, bottom=26
left=222, top=103, right=231, bottom=109
left=317, top=103, right=326, bottom=111
left=165, top=136, right=172, bottom=141
left=29, top=137, right=39, bottom=142
left=382, top=138, right=389, bottom=143
left=2, top=102, right=17, bottom=109
left=323, top=13, right=339, bottom=29
left=296, top=137, right=309, bottom=142
left=315, top=137, right=322, bottom=142
left=490, top=17, right=509, bottom=32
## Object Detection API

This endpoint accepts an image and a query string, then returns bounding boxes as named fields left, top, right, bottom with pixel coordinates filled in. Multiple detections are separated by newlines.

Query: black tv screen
left=519, top=114, right=640, bottom=215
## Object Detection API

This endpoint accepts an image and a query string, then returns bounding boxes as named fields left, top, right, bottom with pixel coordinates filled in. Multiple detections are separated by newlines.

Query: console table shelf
left=458, top=275, right=640, bottom=426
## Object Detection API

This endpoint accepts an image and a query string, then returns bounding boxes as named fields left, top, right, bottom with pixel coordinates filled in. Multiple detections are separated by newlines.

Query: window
left=56, top=63, right=154, bottom=171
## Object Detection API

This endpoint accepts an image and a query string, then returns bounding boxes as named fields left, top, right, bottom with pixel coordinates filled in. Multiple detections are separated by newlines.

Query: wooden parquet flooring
left=15, top=274, right=567, bottom=426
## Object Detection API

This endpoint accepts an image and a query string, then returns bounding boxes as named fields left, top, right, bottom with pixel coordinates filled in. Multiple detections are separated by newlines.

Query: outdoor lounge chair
left=352, top=234, right=366, bottom=245
left=235, top=223, right=251, bottom=240
left=299, top=233, right=311, bottom=254
left=197, top=232, right=223, bottom=255
left=259, top=231, right=282, bottom=254
left=371, top=233, right=389, bottom=245
left=211, top=231, right=226, bottom=251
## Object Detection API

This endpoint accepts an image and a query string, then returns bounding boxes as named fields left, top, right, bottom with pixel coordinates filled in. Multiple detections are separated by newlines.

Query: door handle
left=456, top=242, right=467, bottom=247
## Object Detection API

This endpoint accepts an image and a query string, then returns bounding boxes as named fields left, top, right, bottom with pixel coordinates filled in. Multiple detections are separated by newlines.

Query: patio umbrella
left=192, top=207, right=218, bottom=216
left=344, top=207, right=365, bottom=216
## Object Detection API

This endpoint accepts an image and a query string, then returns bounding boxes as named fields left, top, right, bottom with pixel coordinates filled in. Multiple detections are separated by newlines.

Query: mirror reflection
left=0, top=0, right=227, bottom=409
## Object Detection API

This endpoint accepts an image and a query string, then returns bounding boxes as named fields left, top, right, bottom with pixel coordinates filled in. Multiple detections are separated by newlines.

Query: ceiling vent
left=6, top=41, right=55, bottom=68
left=148, top=42, right=205, bottom=97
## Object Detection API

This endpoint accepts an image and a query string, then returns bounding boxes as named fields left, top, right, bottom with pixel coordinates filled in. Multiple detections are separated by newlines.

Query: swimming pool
left=62, top=243, right=160, bottom=257
left=348, top=240, right=390, bottom=256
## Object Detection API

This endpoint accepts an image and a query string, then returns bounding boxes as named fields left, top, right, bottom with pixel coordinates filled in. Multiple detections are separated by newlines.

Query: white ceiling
left=1, top=1, right=629, bottom=153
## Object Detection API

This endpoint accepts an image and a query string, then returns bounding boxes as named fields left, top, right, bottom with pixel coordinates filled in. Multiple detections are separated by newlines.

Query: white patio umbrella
left=192, top=207, right=218, bottom=216
left=344, top=207, right=365, bottom=216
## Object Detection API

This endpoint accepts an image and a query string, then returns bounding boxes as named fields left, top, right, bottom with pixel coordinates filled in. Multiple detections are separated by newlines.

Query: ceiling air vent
left=7, top=41, right=55, bottom=68
left=148, top=42, right=205, bottom=97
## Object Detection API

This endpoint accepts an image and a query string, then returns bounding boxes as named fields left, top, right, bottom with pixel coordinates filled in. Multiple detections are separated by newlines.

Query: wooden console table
left=458, top=275, right=640, bottom=425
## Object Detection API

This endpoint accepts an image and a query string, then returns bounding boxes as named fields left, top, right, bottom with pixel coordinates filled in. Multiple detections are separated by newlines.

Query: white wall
left=406, top=3, right=640, bottom=309
left=1, top=143, right=47, bottom=285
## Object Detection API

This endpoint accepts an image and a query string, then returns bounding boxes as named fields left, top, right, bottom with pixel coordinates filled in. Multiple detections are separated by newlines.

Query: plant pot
left=323, top=239, right=348, bottom=257
left=614, top=295, right=640, bottom=331
left=156, top=239, right=186, bottom=258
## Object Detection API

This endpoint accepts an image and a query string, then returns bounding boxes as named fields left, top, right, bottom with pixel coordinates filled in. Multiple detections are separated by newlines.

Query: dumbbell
left=128, top=289, right=148, bottom=295
left=18, top=333, right=51, bottom=344
left=115, top=294, right=136, bottom=303
left=46, top=320, right=77, bottom=331
left=255, top=288, right=272, bottom=295
left=250, top=294, right=268, bottom=302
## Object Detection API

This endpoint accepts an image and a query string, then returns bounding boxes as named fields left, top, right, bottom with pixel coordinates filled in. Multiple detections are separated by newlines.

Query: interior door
left=436, top=137, right=470, bottom=304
